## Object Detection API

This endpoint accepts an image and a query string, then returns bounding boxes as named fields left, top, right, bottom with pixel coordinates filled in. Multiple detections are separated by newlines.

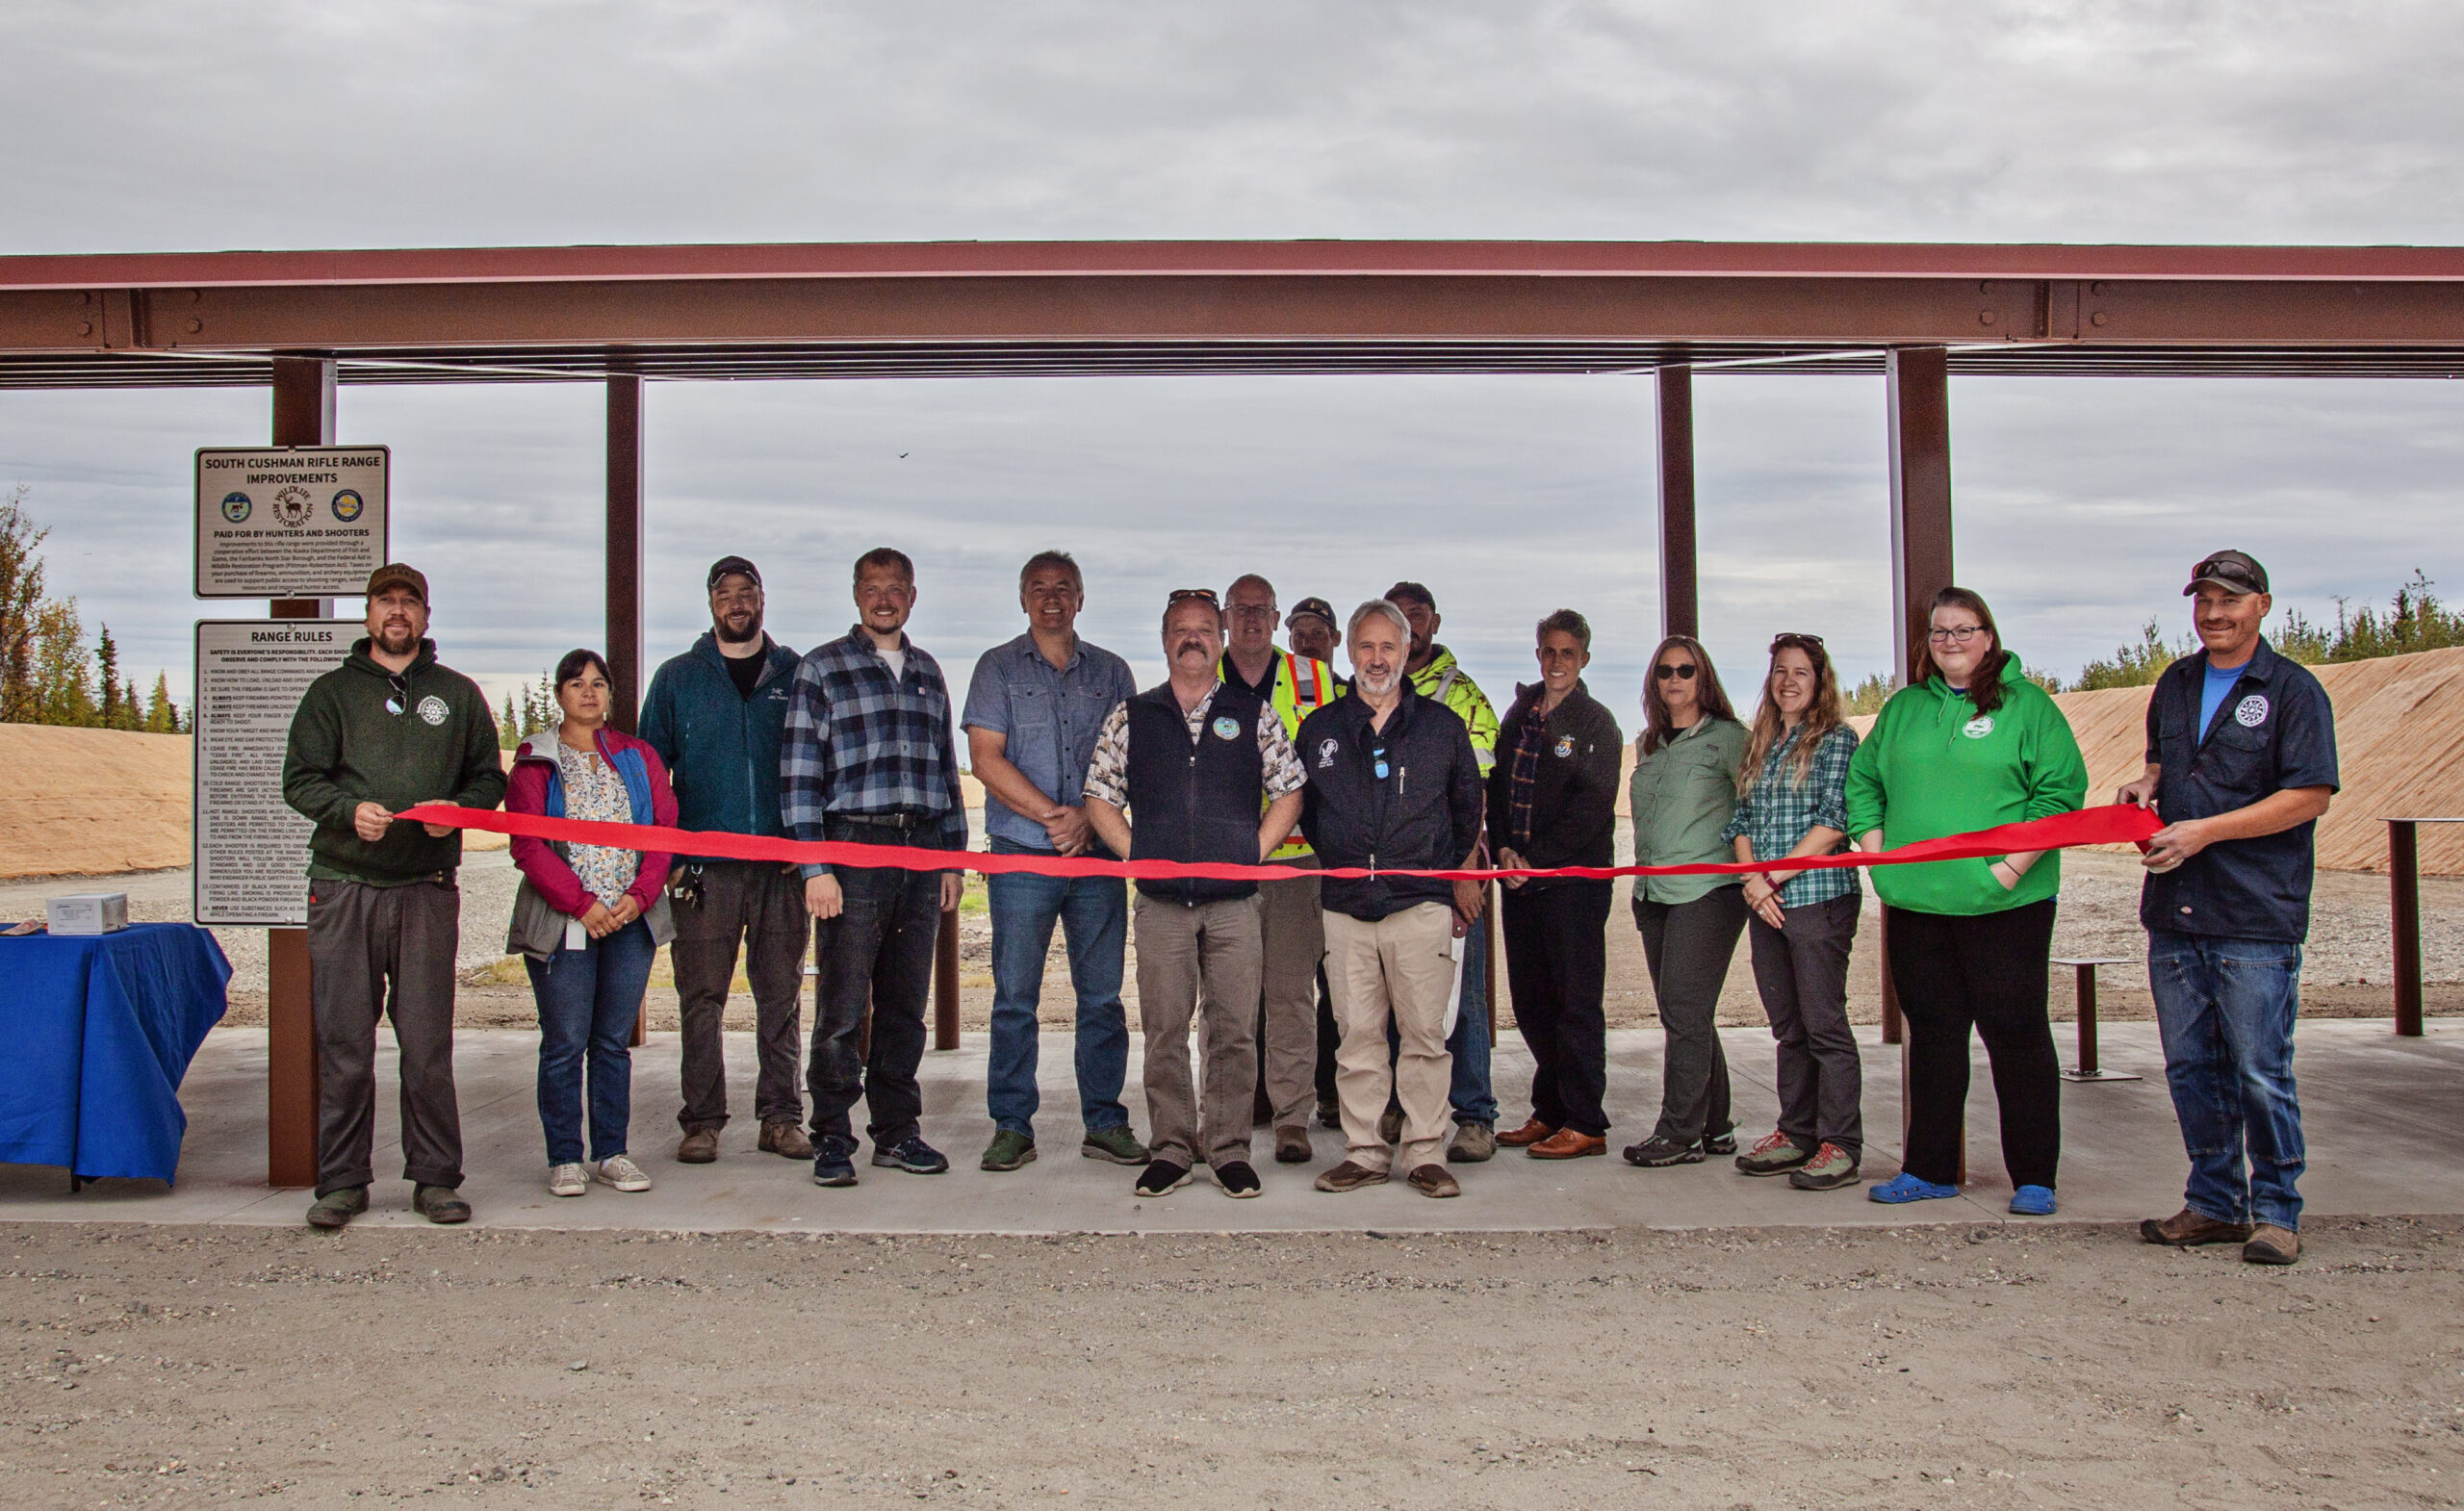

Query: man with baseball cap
left=2121, top=550, right=2337, bottom=1266
left=1284, top=596, right=1354, bottom=1129
left=283, top=563, right=506, bottom=1229
left=1284, top=597, right=1344, bottom=670
left=638, top=555, right=809, bottom=1165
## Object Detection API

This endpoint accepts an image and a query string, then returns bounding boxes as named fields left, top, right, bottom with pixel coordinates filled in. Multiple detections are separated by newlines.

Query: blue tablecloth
left=0, top=923, right=230, bottom=1183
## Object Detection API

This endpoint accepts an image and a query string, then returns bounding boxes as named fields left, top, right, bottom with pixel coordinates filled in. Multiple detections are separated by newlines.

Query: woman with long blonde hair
left=1723, top=633, right=1864, bottom=1191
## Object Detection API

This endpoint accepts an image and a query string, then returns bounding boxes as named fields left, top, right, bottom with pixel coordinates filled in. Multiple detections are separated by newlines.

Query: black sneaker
left=1215, top=1161, right=1263, bottom=1199
left=810, top=1133, right=860, bottom=1187
left=1135, top=1159, right=1193, bottom=1197
left=871, top=1134, right=950, bottom=1175
left=1623, top=1136, right=1705, bottom=1167
left=1701, top=1130, right=1738, bottom=1157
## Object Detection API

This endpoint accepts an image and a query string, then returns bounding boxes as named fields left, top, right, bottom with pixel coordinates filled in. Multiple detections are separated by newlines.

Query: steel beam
left=604, top=374, right=644, bottom=736
left=1886, top=346, right=1955, bottom=684
left=2393, top=820, right=2424, bottom=1037
left=1656, top=364, right=1699, bottom=640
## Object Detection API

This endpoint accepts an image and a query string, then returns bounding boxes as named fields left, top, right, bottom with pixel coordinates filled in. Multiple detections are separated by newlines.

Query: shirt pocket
left=1007, top=682, right=1058, bottom=735
left=2196, top=719, right=2273, bottom=801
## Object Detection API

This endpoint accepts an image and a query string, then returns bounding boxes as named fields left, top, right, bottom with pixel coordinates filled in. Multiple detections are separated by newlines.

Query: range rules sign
left=192, top=620, right=346, bottom=926
left=194, top=446, right=389, bottom=599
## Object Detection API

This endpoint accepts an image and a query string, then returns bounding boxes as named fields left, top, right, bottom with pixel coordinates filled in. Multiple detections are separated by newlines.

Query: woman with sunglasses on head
left=505, top=649, right=680, bottom=1200
left=1844, top=588, right=2086, bottom=1216
left=1723, top=633, right=1864, bottom=1191
left=1622, top=634, right=1751, bottom=1168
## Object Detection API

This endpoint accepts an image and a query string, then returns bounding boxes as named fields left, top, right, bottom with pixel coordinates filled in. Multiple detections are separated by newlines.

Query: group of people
left=284, top=546, right=2335, bottom=1265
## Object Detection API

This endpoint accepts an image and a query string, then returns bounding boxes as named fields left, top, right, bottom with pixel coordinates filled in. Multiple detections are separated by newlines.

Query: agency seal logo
left=1211, top=715, right=1241, bottom=741
left=330, top=488, right=365, bottom=523
left=417, top=695, right=449, bottom=727
left=219, top=491, right=251, bottom=524
left=2235, top=694, right=2270, bottom=728
left=272, top=484, right=314, bottom=528
left=1317, top=737, right=1339, bottom=768
left=1553, top=734, right=1577, bottom=758
left=1962, top=715, right=1995, bottom=739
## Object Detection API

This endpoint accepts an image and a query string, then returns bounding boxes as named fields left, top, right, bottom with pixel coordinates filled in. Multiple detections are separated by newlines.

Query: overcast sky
left=5, top=1, right=2463, bottom=718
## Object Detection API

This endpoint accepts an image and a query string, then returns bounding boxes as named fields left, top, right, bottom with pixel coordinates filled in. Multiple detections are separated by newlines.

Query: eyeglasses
left=1653, top=662, right=1698, bottom=681
left=384, top=672, right=408, bottom=716
left=1926, top=625, right=1988, bottom=645
left=1225, top=602, right=1277, bottom=620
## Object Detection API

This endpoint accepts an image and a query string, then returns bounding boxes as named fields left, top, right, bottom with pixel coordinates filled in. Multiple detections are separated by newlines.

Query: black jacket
left=1486, top=679, right=1622, bottom=886
left=1296, top=681, right=1484, bottom=921
left=1124, top=680, right=1267, bottom=906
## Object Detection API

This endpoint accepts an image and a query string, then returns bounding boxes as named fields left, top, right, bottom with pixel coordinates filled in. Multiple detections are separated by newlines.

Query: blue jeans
left=1386, top=917, right=1498, bottom=1124
left=986, top=836, right=1132, bottom=1138
left=525, top=917, right=655, bottom=1165
left=2148, top=929, right=2306, bottom=1231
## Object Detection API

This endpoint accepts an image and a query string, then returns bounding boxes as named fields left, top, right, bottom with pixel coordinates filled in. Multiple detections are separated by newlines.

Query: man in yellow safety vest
left=1221, top=573, right=1342, bottom=1165
left=1381, top=579, right=1502, bottom=1163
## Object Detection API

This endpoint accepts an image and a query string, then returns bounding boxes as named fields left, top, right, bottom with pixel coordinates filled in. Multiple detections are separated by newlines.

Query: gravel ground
left=0, top=1216, right=2458, bottom=1508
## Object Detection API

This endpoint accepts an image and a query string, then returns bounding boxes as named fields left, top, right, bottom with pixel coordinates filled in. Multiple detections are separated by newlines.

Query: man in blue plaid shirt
left=783, top=546, right=968, bottom=1187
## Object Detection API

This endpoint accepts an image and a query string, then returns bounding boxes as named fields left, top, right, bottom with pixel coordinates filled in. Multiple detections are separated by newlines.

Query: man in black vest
left=1084, top=589, right=1307, bottom=1200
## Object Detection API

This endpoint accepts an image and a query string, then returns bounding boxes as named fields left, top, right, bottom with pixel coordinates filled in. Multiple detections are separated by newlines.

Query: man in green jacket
left=282, top=563, right=507, bottom=1230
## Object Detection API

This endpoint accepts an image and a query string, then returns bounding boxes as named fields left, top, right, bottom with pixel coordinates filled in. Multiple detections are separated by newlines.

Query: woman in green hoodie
left=1844, top=587, right=2086, bottom=1216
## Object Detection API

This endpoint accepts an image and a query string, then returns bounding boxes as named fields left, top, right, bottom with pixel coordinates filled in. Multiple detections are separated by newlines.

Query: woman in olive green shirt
left=1624, top=634, right=1752, bottom=1168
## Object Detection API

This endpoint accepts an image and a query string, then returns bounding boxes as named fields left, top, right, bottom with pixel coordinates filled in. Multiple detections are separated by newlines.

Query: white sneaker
left=547, top=1163, right=587, bottom=1197
left=595, top=1154, right=652, bottom=1192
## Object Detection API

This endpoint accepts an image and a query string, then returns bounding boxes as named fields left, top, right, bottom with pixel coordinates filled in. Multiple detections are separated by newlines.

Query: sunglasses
left=1770, top=632, right=1828, bottom=660
left=1167, top=587, right=1219, bottom=606
left=384, top=672, right=409, bottom=716
left=1653, top=662, right=1698, bottom=681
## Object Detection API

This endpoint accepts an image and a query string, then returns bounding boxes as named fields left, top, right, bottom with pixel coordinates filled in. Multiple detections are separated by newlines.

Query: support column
left=1656, top=364, right=1699, bottom=640
left=268, top=355, right=335, bottom=1189
left=605, top=374, right=645, bottom=736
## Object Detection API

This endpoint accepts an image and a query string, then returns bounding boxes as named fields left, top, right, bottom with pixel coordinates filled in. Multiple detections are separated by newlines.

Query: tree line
left=0, top=488, right=187, bottom=731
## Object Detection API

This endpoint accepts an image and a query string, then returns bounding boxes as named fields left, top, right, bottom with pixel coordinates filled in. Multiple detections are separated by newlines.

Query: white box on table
left=47, top=893, right=129, bottom=935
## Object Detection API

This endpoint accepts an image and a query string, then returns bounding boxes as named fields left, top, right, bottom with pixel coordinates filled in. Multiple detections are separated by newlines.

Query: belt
left=830, top=811, right=932, bottom=832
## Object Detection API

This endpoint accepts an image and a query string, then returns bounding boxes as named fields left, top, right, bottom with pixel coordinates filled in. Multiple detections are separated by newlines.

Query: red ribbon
left=400, top=802, right=2159, bottom=884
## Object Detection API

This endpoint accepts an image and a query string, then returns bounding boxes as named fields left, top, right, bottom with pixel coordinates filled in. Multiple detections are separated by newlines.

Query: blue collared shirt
left=960, top=631, right=1138, bottom=851
left=2141, top=637, right=2340, bottom=942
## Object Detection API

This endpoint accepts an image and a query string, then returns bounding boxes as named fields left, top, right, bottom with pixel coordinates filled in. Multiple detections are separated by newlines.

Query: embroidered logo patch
left=1211, top=715, right=1241, bottom=740
left=1553, top=734, right=1577, bottom=758
left=2235, top=694, right=2270, bottom=728
left=1961, top=715, right=1994, bottom=739
left=417, top=695, right=449, bottom=727
left=1317, top=737, right=1339, bottom=768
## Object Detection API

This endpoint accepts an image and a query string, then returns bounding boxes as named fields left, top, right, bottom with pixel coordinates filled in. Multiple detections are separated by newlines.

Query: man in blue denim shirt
left=2121, top=551, right=2337, bottom=1267
left=961, top=551, right=1148, bottom=1173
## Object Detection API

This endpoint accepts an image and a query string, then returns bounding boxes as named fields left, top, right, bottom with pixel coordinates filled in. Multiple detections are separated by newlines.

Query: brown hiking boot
left=1274, top=1125, right=1314, bottom=1165
left=677, top=1126, right=720, bottom=1164
left=1405, top=1164, right=1460, bottom=1198
left=1496, top=1117, right=1556, bottom=1148
left=758, top=1120, right=814, bottom=1160
left=1315, top=1159, right=1389, bottom=1193
left=1528, top=1129, right=1606, bottom=1160
left=2244, top=1225, right=2301, bottom=1266
left=2140, top=1208, right=2254, bottom=1247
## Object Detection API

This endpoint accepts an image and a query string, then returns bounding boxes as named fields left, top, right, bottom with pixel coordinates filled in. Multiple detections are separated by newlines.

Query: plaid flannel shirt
left=781, top=626, right=968, bottom=879
left=1721, top=722, right=1861, bottom=909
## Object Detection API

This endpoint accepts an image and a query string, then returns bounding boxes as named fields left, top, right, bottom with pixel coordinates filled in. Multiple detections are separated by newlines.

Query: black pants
left=305, top=876, right=463, bottom=1196
left=1746, top=893, right=1863, bottom=1159
left=1314, top=964, right=1339, bottom=1107
left=671, top=859, right=811, bottom=1132
left=1635, top=885, right=1747, bottom=1145
left=1502, top=881, right=1613, bottom=1136
left=806, top=824, right=944, bottom=1148
left=1885, top=900, right=2060, bottom=1190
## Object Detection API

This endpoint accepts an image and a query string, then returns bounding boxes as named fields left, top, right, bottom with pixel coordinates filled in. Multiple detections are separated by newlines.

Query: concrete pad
left=3, top=1020, right=2459, bottom=1233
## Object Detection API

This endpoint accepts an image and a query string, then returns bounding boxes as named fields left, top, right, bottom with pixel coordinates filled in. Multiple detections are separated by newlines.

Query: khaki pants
left=1323, top=901, right=1455, bottom=1173
left=1255, top=858, right=1324, bottom=1129
left=1135, top=892, right=1264, bottom=1168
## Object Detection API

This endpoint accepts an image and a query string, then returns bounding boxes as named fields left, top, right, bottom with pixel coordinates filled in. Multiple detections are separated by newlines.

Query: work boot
left=413, top=1185, right=471, bottom=1225
left=1448, top=1120, right=1497, bottom=1164
left=980, top=1129, right=1038, bottom=1172
left=1274, top=1125, right=1314, bottom=1165
left=2244, top=1225, right=2302, bottom=1266
left=676, top=1126, right=720, bottom=1165
left=758, top=1120, right=814, bottom=1160
left=304, top=1186, right=368, bottom=1230
left=2140, top=1208, right=2254, bottom=1247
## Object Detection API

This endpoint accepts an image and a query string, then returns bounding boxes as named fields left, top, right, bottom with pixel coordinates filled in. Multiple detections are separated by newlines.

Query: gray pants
left=669, top=860, right=810, bottom=1131
left=1746, top=893, right=1864, bottom=1160
left=306, top=876, right=462, bottom=1196
left=1135, top=892, right=1263, bottom=1169
left=1635, top=885, right=1748, bottom=1146
left=1254, top=858, right=1324, bottom=1130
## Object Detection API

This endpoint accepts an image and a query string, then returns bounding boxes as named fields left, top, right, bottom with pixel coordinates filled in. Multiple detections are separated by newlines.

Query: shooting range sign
left=194, top=446, right=389, bottom=598
left=192, top=620, right=346, bottom=925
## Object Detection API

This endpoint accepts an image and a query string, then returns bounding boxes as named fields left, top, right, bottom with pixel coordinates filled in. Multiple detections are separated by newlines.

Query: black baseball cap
left=1285, top=597, right=1338, bottom=630
left=2184, top=550, right=2269, bottom=596
left=706, top=555, right=762, bottom=591
left=1384, top=580, right=1435, bottom=611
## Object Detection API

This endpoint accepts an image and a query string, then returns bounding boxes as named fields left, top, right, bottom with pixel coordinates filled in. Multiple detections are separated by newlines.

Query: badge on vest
left=1317, top=737, right=1339, bottom=768
left=2235, top=694, right=2269, bottom=728
left=417, top=695, right=449, bottom=727
left=1211, top=715, right=1241, bottom=740
left=1961, top=715, right=1994, bottom=739
left=1553, top=734, right=1577, bottom=758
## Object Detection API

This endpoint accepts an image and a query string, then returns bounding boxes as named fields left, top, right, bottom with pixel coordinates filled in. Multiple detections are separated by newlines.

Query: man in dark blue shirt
left=2121, top=550, right=2337, bottom=1267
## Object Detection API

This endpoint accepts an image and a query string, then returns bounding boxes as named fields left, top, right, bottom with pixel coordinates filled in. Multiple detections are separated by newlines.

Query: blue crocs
left=1867, top=1171, right=1960, bottom=1205
left=2009, top=1185, right=2057, bottom=1216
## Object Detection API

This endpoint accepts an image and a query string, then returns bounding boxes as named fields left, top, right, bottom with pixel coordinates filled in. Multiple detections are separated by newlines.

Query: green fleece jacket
left=282, top=637, right=507, bottom=886
left=1842, top=657, right=2087, bottom=916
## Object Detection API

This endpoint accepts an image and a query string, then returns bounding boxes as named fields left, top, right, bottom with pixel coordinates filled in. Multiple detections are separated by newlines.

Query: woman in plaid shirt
left=1722, top=633, right=1864, bottom=1191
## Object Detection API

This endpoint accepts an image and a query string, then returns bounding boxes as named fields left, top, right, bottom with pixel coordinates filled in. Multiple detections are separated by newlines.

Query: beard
left=1353, top=667, right=1400, bottom=699
left=374, top=621, right=420, bottom=655
left=715, top=607, right=765, bottom=646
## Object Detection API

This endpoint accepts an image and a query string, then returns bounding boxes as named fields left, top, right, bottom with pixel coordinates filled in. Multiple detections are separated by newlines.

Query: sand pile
left=0, top=725, right=192, bottom=876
